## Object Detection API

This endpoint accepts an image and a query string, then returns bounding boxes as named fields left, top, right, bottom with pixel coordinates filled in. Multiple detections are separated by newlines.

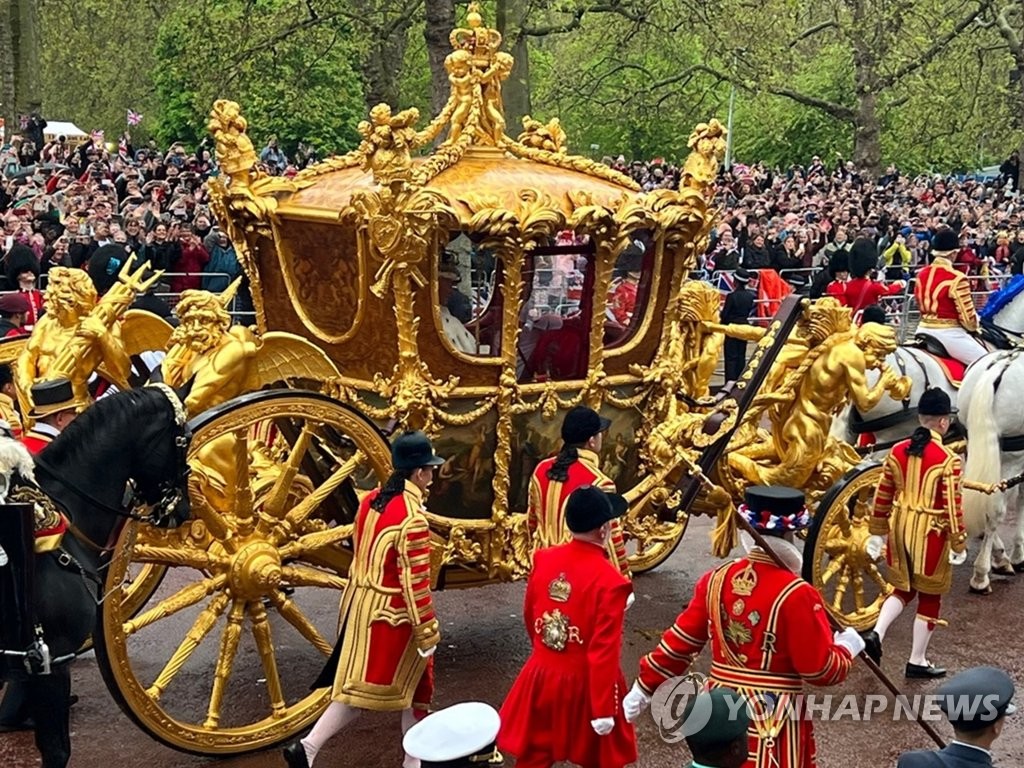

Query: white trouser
left=919, top=325, right=987, bottom=365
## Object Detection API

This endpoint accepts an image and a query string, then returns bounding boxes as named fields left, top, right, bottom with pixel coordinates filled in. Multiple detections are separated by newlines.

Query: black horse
left=0, top=385, right=192, bottom=768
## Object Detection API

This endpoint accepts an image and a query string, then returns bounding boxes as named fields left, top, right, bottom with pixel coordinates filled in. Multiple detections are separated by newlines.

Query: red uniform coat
left=637, top=552, right=853, bottom=768
left=21, top=289, right=43, bottom=332
left=609, top=279, right=638, bottom=326
left=869, top=432, right=965, bottom=595
left=824, top=279, right=847, bottom=304
left=328, top=481, right=439, bottom=711
left=914, top=257, right=978, bottom=332
left=528, top=448, right=630, bottom=576
left=499, top=540, right=636, bottom=768
left=843, top=276, right=904, bottom=315
left=21, top=428, right=54, bottom=455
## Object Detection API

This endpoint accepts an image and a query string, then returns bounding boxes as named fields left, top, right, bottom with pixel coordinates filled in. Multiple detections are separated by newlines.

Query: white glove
left=865, top=535, right=886, bottom=561
left=417, top=645, right=436, bottom=659
left=623, top=681, right=651, bottom=723
left=625, top=592, right=635, bottom=611
left=591, top=717, right=614, bottom=736
left=950, top=549, right=967, bottom=566
left=833, top=627, right=866, bottom=657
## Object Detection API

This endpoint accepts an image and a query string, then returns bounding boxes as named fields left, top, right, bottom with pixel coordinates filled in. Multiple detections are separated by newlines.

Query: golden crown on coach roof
left=450, top=2, right=503, bottom=66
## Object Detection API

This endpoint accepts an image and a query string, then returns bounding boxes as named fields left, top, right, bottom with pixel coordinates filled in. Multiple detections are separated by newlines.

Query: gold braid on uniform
left=9, top=482, right=63, bottom=534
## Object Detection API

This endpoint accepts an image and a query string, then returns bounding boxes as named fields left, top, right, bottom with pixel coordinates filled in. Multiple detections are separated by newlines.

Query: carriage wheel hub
left=228, top=541, right=282, bottom=598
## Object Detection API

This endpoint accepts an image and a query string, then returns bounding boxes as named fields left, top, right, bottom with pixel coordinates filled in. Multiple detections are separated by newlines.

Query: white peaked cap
left=402, top=701, right=501, bottom=762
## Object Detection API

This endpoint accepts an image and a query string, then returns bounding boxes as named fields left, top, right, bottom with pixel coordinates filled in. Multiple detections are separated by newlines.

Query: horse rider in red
left=913, top=226, right=986, bottom=365
left=622, top=486, right=864, bottom=768
left=21, top=379, right=84, bottom=456
left=844, top=237, right=906, bottom=319
left=528, top=405, right=630, bottom=576
left=498, top=485, right=637, bottom=768
left=862, top=388, right=966, bottom=679
left=284, top=431, right=444, bottom=768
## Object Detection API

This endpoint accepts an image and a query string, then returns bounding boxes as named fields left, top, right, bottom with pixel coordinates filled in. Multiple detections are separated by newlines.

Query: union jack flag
left=712, top=270, right=735, bottom=293
left=127, top=110, right=143, bottom=126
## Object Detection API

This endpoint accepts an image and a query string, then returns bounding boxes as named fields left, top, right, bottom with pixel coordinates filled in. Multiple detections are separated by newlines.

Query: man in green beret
left=682, top=686, right=750, bottom=768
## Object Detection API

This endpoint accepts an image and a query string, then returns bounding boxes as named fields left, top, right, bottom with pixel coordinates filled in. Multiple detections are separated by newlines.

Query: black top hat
left=936, top=666, right=1016, bottom=731
left=849, top=238, right=878, bottom=278
left=740, top=486, right=810, bottom=535
left=683, top=687, right=750, bottom=753
left=391, top=431, right=446, bottom=471
left=918, top=387, right=955, bottom=417
left=561, top=405, right=611, bottom=445
left=932, top=227, right=959, bottom=254
left=564, top=485, right=628, bottom=533
left=29, top=378, right=86, bottom=419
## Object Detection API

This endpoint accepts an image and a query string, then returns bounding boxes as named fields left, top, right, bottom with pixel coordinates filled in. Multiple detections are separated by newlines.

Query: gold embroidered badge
left=732, top=599, right=745, bottom=616
left=540, top=610, right=569, bottom=651
left=548, top=573, right=571, bottom=603
left=724, top=619, right=752, bottom=645
left=731, top=562, right=758, bottom=597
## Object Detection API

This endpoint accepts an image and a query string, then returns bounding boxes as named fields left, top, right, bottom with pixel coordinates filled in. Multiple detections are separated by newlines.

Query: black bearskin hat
left=828, top=250, right=850, bottom=277
left=849, top=238, right=878, bottom=278
left=4, top=244, right=40, bottom=286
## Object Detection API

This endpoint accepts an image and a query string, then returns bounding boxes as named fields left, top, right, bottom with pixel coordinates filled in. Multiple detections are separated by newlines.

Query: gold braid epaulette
left=9, top=483, right=63, bottom=533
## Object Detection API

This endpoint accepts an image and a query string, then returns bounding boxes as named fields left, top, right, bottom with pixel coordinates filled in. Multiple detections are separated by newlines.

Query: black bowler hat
left=565, top=485, right=628, bottom=533
left=391, top=431, right=446, bottom=471
left=936, top=666, right=1016, bottom=731
left=561, top=405, right=611, bottom=445
left=918, top=387, right=955, bottom=417
left=932, top=227, right=959, bottom=253
left=29, top=378, right=86, bottom=419
left=734, top=267, right=753, bottom=283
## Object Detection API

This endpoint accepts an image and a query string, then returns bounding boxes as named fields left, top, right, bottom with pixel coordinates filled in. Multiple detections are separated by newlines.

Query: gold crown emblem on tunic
left=548, top=573, right=571, bottom=603
left=731, top=563, right=758, bottom=597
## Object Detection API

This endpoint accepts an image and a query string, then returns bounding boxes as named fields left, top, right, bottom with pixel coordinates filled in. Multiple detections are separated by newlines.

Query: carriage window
left=604, top=232, right=654, bottom=349
left=517, top=232, right=593, bottom=381
left=437, top=234, right=501, bottom=357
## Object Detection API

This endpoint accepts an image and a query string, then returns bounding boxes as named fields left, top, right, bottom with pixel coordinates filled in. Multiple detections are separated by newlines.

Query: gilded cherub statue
left=480, top=51, right=514, bottom=143
left=356, top=103, right=421, bottom=186
left=729, top=301, right=910, bottom=489
left=681, top=118, right=727, bottom=194
left=445, top=49, right=478, bottom=144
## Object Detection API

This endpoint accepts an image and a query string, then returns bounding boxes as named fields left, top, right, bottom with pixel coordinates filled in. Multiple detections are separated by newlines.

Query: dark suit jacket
left=898, top=743, right=993, bottom=767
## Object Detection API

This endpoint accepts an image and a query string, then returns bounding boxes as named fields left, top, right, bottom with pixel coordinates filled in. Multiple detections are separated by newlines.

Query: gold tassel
left=711, top=504, right=737, bottom=558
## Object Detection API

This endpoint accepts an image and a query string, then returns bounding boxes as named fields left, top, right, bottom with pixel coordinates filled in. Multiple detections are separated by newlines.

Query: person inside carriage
left=913, top=226, right=987, bottom=366
left=438, top=250, right=477, bottom=355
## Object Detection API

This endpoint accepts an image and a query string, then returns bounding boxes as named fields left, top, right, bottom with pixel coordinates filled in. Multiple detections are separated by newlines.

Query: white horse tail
left=962, top=360, right=1004, bottom=537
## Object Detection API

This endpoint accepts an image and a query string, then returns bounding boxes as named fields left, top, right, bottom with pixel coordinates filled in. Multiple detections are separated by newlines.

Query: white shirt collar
left=32, top=422, right=61, bottom=438
left=951, top=740, right=992, bottom=757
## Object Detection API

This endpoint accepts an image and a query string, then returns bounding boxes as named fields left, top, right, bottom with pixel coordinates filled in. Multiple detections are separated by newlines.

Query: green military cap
left=936, top=666, right=1016, bottom=731
left=683, top=686, right=750, bottom=751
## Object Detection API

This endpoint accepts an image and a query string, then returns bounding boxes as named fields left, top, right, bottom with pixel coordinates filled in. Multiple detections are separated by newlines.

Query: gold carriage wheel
left=803, top=462, right=893, bottom=631
left=94, top=390, right=392, bottom=756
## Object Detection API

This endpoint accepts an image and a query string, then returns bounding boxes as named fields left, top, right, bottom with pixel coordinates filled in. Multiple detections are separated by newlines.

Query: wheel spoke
left=279, top=524, right=354, bottom=561
left=831, top=564, right=850, bottom=613
left=146, top=592, right=230, bottom=701
left=248, top=601, right=286, bottom=718
left=853, top=570, right=865, bottom=612
left=131, top=545, right=228, bottom=571
left=126, top=574, right=228, bottom=636
left=867, top=563, right=890, bottom=591
left=204, top=599, right=247, bottom=729
left=276, top=450, right=364, bottom=543
left=262, top=424, right=315, bottom=520
left=188, top=473, right=239, bottom=553
left=820, top=553, right=846, bottom=586
left=268, top=589, right=333, bottom=656
left=231, top=429, right=256, bottom=536
left=281, top=564, right=347, bottom=590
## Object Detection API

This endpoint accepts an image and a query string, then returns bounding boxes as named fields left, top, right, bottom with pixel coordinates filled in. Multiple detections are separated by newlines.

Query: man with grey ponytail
left=862, top=388, right=967, bottom=679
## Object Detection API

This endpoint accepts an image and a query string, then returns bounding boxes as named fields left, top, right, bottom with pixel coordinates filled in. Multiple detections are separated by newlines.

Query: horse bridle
left=34, top=384, right=192, bottom=529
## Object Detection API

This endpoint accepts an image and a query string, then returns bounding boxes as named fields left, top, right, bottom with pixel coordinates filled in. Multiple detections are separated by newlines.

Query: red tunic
left=22, top=428, right=53, bottom=455
left=636, top=552, right=853, bottom=768
left=328, top=481, right=439, bottom=711
left=824, top=279, right=847, bottom=305
left=843, top=276, right=904, bottom=315
left=21, top=289, right=43, bottom=332
left=914, top=257, right=978, bottom=332
left=869, top=433, right=965, bottom=595
left=498, top=540, right=636, bottom=768
left=528, top=448, right=630, bottom=576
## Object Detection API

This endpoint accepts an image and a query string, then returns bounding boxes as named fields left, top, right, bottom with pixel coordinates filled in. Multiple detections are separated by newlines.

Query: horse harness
left=980, top=348, right=1024, bottom=452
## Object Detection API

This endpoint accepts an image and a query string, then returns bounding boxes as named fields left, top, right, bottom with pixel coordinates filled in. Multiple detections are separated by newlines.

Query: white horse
left=954, top=277, right=1024, bottom=593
